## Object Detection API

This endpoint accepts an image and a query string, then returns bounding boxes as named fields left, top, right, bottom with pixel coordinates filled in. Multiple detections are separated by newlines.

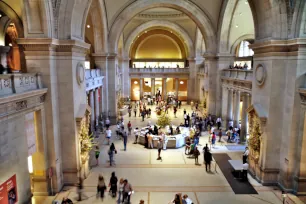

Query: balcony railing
left=221, top=69, right=253, bottom=82
left=85, top=69, right=104, bottom=91
left=129, top=68, right=189, bottom=73
left=0, top=73, right=43, bottom=97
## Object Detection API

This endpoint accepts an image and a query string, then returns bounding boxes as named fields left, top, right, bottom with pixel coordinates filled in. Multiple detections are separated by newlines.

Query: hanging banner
left=25, top=112, right=36, bottom=156
left=0, top=175, right=18, bottom=204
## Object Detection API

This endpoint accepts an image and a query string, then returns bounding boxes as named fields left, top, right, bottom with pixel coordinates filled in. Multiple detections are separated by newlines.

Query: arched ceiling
left=2, top=0, right=23, bottom=20
left=130, top=29, right=187, bottom=59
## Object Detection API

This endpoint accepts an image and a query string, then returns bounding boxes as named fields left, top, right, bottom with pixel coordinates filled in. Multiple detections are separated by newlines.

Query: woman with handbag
left=97, top=175, right=106, bottom=201
left=109, top=172, right=118, bottom=198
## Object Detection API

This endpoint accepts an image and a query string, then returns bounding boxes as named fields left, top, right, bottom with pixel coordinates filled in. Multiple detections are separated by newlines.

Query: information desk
left=137, top=126, right=190, bottom=149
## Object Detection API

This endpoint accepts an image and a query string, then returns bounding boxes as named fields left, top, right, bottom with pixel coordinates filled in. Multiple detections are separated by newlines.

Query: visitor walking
left=95, top=146, right=100, bottom=166
left=148, top=133, right=153, bottom=149
left=194, top=147, right=200, bottom=165
left=182, top=194, right=193, bottom=204
left=134, top=107, right=137, bottom=117
left=108, top=143, right=117, bottom=166
left=117, top=178, right=124, bottom=204
left=109, top=172, right=118, bottom=198
left=77, top=177, right=85, bottom=201
left=128, top=106, right=131, bottom=117
left=127, top=121, right=132, bottom=136
left=106, top=127, right=111, bottom=145
left=122, top=130, right=128, bottom=151
left=105, top=118, right=110, bottom=129
left=97, top=175, right=106, bottom=201
left=218, top=129, right=222, bottom=142
left=122, top=179, right=133, bottom=204
left=204, top=150, right=212, bottom=172
left=134, top=127, right=139, bottom=144
left=141, top=110, right=145, bottom=121
left=216, top=117, right=222, bottom=130
left=157, top=138, right=163, bottom=160
left=174, top=106, right=177, bottom=118
left=211, top=132, right=216, bottom=148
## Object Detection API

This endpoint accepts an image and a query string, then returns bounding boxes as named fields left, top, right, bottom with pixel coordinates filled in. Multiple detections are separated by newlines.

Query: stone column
left=163, top=78, right=167, bottom=100
left=139, top=78, right=143, bottom=99
left=221, top=86, right=229, bottom=127
left=233, top=90, right=241, bottom=128
left=175, top=78, right=179, bottom=99
left=227, top=89, right=233, bottom=128
left=151, top=78, right=155, bottom=96
left=204, top=54, right=218, bottom=115
left=95, top=88, right=100, bottom=126
left=188, top=58, right=197, bottom=101
left=98, top=87, right=102, bottom=116
left=240, top=93, right=249, bottom=142
left=121, top=58, right=130, bottom=98
left=89, top=90, right=95, bottom=132
left=106, top=54, right=118, bottom=122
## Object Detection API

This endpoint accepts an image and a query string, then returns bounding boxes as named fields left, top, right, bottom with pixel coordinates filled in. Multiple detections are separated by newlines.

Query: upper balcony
left=129, top=68, right=189, bottom=78
left=221, top=69, right=253, bottom=83
left=0, top=73, right=47, bottom=118
left=85, top=69, right=104, bottom=91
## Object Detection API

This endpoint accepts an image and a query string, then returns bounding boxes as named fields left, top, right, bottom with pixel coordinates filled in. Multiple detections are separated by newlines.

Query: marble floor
left=38, top=104, right=298, bottom=204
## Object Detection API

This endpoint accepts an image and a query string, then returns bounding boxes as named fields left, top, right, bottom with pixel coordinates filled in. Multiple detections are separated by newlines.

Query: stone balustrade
left=85, top=69, right=104, bottom=91
left=221, top=69, right=253, bottom=82
left=0, top=73, right=43, bottom=97
left=129, top=68, right=189, bottom=73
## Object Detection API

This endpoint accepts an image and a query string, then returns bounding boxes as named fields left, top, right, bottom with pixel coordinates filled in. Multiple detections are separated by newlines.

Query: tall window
left=238, top=41, right=254, bottom=57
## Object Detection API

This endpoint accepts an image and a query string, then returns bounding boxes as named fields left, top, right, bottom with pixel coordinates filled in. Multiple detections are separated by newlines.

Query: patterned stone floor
left=33, top=104, right=300, bottom=204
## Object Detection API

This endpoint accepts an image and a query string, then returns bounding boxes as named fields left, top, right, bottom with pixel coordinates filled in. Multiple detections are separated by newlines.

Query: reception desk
left=137, top=126, right=190, bottom=149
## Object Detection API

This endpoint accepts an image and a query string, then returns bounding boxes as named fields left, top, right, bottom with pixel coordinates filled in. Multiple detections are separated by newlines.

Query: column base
left=248, top=160, right=279, bottom=186
left=32, top=176, right=50, bottom=196
left=293, top=176, right=306, bottom=195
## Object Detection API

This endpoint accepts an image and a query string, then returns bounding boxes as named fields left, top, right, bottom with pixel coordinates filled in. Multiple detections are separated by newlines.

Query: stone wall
left=0, top=115, right=32, bottom=203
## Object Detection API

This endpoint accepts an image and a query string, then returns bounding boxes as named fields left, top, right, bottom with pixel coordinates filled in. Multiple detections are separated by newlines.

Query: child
left=95, top=146, right=100, bottom=166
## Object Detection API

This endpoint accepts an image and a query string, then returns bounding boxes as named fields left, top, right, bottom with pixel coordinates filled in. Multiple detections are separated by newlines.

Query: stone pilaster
left=107, top=54, right=118, bottom=122
left=233, top=90, right=240, bottom=128
left=151, top=78, right=155, bottom=96
left=227, top=89, right=233, bottom=128
left=140, top=78, right=143, bottom=99
left=121, top=58, right=130, bottom=98
left=163, top=78, right=167, bottom=100
left=89, top=90, right=95, bottom=131
left=188, top=58, right=197, bottom=102
left=94, top=88, right=99, bottom=127
left=175, top=78, right=179, bottom=99
left=221, top=86, right=229, bottom=127
left=240, top=93, right=249, bottom=142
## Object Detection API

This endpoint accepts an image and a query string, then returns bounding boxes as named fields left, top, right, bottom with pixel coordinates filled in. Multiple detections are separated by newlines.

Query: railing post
left=11, top=74, right=16, bottom=93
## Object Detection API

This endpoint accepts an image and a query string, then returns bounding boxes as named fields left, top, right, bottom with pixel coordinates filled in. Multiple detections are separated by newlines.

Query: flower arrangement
left=248, top=116, right=261, bottom=153
left=156, top=113, right=171, bottom=128
left=79, top=119, right=97, bottom=163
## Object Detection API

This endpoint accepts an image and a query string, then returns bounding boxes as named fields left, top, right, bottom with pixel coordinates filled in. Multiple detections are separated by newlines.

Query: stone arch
left=124, top=20, right=195, bottom=58
left=0, top=1, right=23, bottom=38
left=108, top=0, right=216, bottom=54
left=219, top=0, right=288, bottom=53
left=291, top=0, right=306, bottom=38
left=88, top=0, right=109, bottom=53
left=230, top=34, right=255, bottom=55
left=57, top=0, right=91, bottom=40
left=23, top=0, right=53, bottom=38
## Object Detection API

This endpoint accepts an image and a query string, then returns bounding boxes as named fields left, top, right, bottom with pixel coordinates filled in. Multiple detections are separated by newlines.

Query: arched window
left=238, top=41, right=254, bottom=57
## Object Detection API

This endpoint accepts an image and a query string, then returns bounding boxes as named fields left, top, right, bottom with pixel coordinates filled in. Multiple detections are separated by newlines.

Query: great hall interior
left=1, top=0, right=306, bottom=203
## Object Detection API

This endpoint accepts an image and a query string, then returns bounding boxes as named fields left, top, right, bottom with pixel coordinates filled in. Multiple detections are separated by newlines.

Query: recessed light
left=145, top=31, right=147, bottom=33
left=245, top=1, right=248, bottom=4
left=0, top=14, right=2, bottom=18
left=134, top=81, right=138, bottom=84
left=180, top=81, right=184, bottom=84
left=8, top=43, right=12, bottom=46
left=170, top=31, right=173, bottom=33
left=87, top=25, right=90, bottom=28
left=239, top=13, right=242, bottom=16
left=235, top=25, right=239, bottom=28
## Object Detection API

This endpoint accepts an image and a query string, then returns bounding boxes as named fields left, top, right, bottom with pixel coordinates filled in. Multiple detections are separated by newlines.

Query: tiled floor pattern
left=36, top=104, right=291, bottom=204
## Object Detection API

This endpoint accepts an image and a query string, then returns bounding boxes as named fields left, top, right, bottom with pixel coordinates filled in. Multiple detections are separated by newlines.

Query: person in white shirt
left=105, top=118, right=110, bottom=128
left=216, top=117, right=222, bottom=129
left=243, top=147, right=249, bottom=163
left=133, top=127, right=139, bottom=144
left=182, top=194, right=193, bottom=204
left=242, top=162, right=249, bottom=181
left=106, top=128, right=112, bottom=145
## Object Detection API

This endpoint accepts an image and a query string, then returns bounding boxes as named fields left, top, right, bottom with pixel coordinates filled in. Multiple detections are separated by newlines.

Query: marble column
left=151, top=78, right=155, bottom=96
left=89, top=90, right=95, bottom=131
left=121, top=58, right=130, bottom=98
left=95, top=88, right=100, bottom=126
left=106, top=54, right=118, bottom=123
left=139, top=78, right=143, bottom=99
left=233, top=90, right=241, bottom=128
left=204, top=54, right=218, bottom=115
left=175, top=78, right=179, bottom=99
left=227, top=89, right=233, bottom=128
left=98, top=87, right=102, bottom=116
left=240, top=93, right=249, bottom=142
left=221, top=86, right=229, bottom=127
left=163, top=78, right=167, bottom=100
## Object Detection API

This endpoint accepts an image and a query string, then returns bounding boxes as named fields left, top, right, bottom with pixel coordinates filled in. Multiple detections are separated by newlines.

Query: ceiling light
left=239, top=13, right=242, bottom=16
left=0, top=14, right=2, bottom=18
left=134, top=81, right=138, bottom=84
left=145, top=31, right=147, bottom=33
left=170, top=31, right=173, bottom=33
left=87, top=25, right=90, bottom=28
left=180, top=81, right=184, bottom=84
left=245, top=1, right=248, bottom=4
left=138, top=35, right=139, bottom=38
left=235, top=25, right=239, bottom=28
left=8, top=43, right=12, bottom=46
